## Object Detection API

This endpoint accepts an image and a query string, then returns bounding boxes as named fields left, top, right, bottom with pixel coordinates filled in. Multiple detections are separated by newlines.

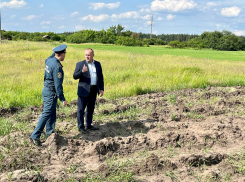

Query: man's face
left=59, top=50, right=66, bottom=61
left=85, top=49, right=94, bottom=63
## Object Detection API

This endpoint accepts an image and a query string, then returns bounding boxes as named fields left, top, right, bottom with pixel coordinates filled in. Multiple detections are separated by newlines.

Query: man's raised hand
left=82, top=64, right=88, bottom=73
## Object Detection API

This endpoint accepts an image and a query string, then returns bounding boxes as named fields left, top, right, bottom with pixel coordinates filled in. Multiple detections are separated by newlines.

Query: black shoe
left=30, top=138, right=42, bottom=146
left=86, top=125, right=99, bottom=130
left=80, top=128, right=89, bottom=134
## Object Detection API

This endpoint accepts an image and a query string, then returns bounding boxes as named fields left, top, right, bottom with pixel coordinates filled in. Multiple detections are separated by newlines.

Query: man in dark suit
left=73, top=48, right=104, bottom=134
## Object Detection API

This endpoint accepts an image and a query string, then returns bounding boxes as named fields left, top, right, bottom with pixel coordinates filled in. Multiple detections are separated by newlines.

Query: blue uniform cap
left=53, top=44, right=67, bottom=53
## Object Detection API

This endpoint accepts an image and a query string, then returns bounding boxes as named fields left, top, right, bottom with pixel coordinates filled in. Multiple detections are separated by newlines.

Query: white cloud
left=207, top=2, right=217, bottom=6
left=0, top=0, right=26, bottom=8
left=11, top=15, right=16, bottom=19
left=24, top=15, right=38, bottom=20
left=80, top=14, right=110, bottom=22
left=8, top=23, right=19, bottom=26
left=139, top=8, right=151, bottom=13
left=151, top=0, right=197, bottom=12
left=234, top=30, right=245, bottom=36
left=142, top=14, right=152, bottom=20
left=42, top=26, right=49, bottom=29
left=75, top=25, right=85, bottom=30
left=221, top=6, right=241, bottom=17
left=198, top=2, right=218, bottom=12
left=39, top=4, right=43, bottom=8
left=89, top=2, right=120, bottom=10
left=111, top=11, right=155, bottom=21
left=111, top=11, right=140, bottom=19
left=167, top=14, right=176, bottom=20
left=40, top=21, right=51, bottom=25
left=145, top=20, right=151, bottom=26
left=157, top=17, right=163, bottom=21
left=52, top=15, right=66, bottom=20
left=59, top=25, right=65, bottom=29
left=71, top=12, right=79, bottom=17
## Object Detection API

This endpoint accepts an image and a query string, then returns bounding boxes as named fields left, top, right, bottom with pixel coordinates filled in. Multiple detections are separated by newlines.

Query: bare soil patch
left=0, top=107, right=21, bottom=117
left=2, top=86, right=245, bottom=181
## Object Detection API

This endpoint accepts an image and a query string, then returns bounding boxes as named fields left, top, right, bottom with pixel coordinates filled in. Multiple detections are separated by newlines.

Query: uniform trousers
left=31, top=86, right=57, bottom=139
left=77, top=85, right=97, bottom=131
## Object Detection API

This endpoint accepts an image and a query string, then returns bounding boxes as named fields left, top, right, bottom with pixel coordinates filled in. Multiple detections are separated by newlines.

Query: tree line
left=1, top=25, right=245, bottom=51
left=168, top=30, right=245, bottom=51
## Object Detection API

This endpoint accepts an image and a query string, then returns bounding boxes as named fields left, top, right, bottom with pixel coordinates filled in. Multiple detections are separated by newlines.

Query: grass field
left=69, top=43, right=245, bottom=62
left=2, top=41, right=245, bottom=181
left=1, top=41, right=245, bottom=108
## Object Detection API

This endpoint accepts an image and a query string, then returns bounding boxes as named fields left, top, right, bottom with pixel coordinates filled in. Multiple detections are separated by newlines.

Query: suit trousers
left=31, top=86, right=57, bottom=139
left=77, top=85, right=97, bottom=130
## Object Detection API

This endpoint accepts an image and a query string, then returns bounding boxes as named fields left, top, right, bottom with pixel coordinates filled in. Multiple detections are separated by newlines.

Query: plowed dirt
left=1, top=86, right=245, bottom=181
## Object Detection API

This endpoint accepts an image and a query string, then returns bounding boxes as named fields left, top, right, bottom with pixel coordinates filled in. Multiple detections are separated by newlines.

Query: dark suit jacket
left=73, top=60, right=104, bottom=97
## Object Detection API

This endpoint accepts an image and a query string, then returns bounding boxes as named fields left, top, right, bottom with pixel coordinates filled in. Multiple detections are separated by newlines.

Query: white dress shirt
left=87, top=60, right=97, bottom=85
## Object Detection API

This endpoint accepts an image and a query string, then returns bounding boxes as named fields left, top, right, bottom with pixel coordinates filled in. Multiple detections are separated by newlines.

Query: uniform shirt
left=43, top=53, right=66, bottom=102
left=87, top=60, right=97, bottom=85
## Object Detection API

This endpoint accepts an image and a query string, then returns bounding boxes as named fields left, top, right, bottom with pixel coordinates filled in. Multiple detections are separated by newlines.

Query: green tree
left=51, top=34, right=61, bottom=41
left=168, top=40, right=180, bottom=48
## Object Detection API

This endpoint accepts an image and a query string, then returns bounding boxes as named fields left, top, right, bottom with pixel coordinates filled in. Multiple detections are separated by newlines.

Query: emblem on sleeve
left=58, top=72, right=62, bottom=78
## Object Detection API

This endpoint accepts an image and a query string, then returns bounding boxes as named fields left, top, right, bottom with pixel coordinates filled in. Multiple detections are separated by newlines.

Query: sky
left=1, top=0, right=245, bottom=36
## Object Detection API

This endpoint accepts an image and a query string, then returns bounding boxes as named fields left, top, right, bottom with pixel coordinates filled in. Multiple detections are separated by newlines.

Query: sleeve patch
left=58, top=72, right=62, bottom=78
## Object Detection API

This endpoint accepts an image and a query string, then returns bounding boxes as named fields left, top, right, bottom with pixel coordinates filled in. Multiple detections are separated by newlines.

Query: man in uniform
left=30, top=44, right=67, bottom=146
left=73, top=48, right=104, bottom=134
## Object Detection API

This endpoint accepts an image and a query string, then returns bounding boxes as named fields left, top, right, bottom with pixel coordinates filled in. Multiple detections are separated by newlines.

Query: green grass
left=82, top=156, right=136, bottom=182
left=1, top=41, right=245, bottom=108
left=0, top=117, right=30, bottom=136
left=69, top=43, right=245, bottom=62
left=0, top=118, right=13, bottom=136
left=227, top=149, right=245, bottom=175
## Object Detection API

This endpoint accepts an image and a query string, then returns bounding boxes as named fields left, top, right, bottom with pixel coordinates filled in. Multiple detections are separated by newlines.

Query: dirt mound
left=100, top=104, right=136, bottom=115
left=70, top=100, right=78, bottom=106
left=0, top=106, right=21, bottom=117
left=3, top=86, right=245, bottom=181
left=0, top=169, right=44, bottom=182
left=180, top=153, right=226, bottom=166
left=28, top=105, right=40, bottom=112
left=96, top=97, right=108, bottom=104
left=95, top=138, right=120, bottom=155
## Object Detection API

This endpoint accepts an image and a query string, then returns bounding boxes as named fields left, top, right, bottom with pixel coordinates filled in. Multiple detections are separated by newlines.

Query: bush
left=196, top=30, right=244, bottom=51
left=115, top=36, right=143, bottom=46
left=143, top=38, right=166, bottom=45
left=168, top=30, right=244, bottom=51
left=168, top=40, right=180, bottom=48
left=32, top=36, right=48, bottom=42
